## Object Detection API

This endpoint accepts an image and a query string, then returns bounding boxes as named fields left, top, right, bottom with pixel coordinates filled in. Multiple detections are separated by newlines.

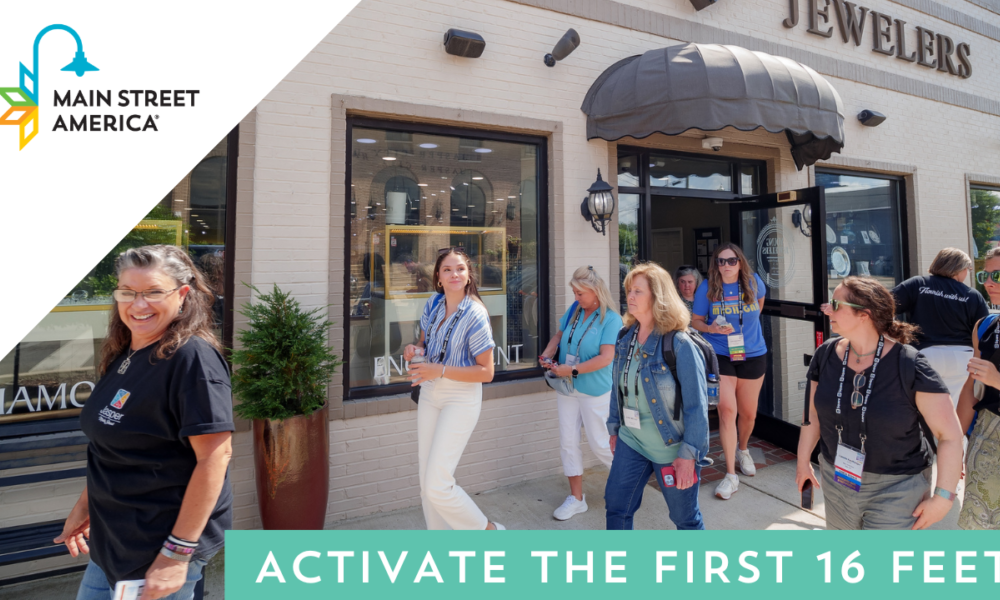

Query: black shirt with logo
left=80, top=336, right=234, bottom=586
left=892, top=275, right=989, bottom=350
left=807, top=341, right=948, bottom=475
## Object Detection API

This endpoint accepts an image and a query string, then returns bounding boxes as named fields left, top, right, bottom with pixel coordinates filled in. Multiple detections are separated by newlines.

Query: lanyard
left=428, top=302, right=465, bottom=364
left=994, top=315, right=999, bottom=350
left=717, top=284, right=744, bottom=331
left=619, top=327, right=643, bottom=407
left=834, top=335, right=884, bottom=452
left=566, top=308, right=598, bottom=356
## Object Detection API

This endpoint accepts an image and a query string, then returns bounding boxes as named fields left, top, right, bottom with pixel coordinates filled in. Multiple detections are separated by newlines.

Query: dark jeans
left=604, top=438, right=705, bottom=530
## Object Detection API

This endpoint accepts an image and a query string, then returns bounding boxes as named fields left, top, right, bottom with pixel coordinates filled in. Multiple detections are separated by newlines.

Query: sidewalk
left=3, top=436, right=961, bottom=599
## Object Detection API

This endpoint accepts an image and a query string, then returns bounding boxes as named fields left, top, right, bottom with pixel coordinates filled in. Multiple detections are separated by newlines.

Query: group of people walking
left=54, top=240, right=1000, bottom=598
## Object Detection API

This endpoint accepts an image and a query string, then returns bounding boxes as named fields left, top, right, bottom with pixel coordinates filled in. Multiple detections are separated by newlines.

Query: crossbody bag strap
left=898, top=343, right=937, bottom=455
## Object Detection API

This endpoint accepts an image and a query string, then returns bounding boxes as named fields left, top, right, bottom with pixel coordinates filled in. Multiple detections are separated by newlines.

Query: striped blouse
left=419, top=293, right=495, bottom=366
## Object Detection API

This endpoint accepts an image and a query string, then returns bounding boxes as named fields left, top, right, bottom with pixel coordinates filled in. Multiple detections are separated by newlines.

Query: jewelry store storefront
left=3, top=0, right=999, bottom=583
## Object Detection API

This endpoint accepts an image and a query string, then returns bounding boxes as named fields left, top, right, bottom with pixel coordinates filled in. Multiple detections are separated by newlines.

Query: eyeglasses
left=977, top=270, right=1000, bottom=284
left=851, top=373, right=866, bottom=408
left=113, top=287, right=181, bottom=303
left=717, top=257, right=739, bottom=267
left=830, top=298, right=866, bottom=311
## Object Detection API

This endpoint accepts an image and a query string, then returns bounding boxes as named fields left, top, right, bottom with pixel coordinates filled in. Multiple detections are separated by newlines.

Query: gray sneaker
left=737, top=449, right=757, bottom=476
left=715, top=473, right=739, bottom=500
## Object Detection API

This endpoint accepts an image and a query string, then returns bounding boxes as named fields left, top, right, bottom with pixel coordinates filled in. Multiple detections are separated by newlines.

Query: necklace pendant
left=118, top=358, right=131, bottom=375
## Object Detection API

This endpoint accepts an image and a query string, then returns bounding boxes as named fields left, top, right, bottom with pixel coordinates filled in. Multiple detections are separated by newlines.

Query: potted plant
left=231, top=284, right=342, bottom=530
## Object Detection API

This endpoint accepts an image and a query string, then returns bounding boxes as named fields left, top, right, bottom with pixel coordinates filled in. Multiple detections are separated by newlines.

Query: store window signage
left=782, top=0, right=972, bottom=78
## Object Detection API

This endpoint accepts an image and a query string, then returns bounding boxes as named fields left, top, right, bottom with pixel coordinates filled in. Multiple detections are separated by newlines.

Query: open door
left=729, top=186, right=827, bottom=450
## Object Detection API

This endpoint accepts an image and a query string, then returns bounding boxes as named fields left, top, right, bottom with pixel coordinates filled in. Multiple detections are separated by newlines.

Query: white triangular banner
left=0, top=0, right=361, bottom=357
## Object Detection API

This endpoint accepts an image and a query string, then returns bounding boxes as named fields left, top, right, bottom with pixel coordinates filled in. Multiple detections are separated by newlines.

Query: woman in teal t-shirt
left=540, top=266, right=624, bottom=521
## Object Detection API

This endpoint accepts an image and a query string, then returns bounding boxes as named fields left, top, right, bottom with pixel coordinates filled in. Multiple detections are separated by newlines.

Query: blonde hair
left=569, top=266, right=617, bottom=322
left=929, top=247, right=973, bottom=278
left=622, top=262, right=690, bottom=334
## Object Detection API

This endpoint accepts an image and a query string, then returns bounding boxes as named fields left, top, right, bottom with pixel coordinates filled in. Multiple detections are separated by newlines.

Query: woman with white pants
left=404, top=248, right=503, bottom=530
left=891, top=248, right=990, bottom=406
left=540, top=266, right=623, bottom=520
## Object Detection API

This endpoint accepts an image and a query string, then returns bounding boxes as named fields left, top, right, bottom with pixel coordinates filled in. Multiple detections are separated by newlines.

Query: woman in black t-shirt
left=55, top=245, right=234, bottom=600
left=796, top=277, right=963, bottom=530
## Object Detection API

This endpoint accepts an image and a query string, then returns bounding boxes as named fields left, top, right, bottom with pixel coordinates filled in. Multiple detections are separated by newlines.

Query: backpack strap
left=898, top=343, right=938, bottom=456
left=977, top=314, right=999, bottom=341
left=661, top=331, right=683, bottom=421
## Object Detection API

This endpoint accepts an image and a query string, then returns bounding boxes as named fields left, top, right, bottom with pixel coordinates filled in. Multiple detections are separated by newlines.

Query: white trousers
left=556, top=390, right=614, bottom=477
left=417, top=377, right=488, bottom=530
left=920, top=345, right=974, bottom=408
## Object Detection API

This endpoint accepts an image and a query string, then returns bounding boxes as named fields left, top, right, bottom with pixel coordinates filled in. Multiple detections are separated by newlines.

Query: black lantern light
left=581, top=169, right=615, bottom=236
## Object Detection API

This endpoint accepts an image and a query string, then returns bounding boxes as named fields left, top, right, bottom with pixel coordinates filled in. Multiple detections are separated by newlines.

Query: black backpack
left=617, top=326, right=720, bottom=421
left=809, top=339, right=937, bottom=456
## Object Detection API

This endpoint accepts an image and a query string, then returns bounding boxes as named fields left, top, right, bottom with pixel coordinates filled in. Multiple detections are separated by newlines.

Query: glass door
left=730, top=187, right=827, bottom=439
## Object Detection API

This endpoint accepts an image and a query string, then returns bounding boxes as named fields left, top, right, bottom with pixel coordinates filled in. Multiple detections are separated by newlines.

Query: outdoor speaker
left=544, top=28, right=580, bottom=67
left=443, top=29, right=486, bottom=58
left=689, top=0, right=718, bottom=10
left=858, top=109, right=887, bottom=127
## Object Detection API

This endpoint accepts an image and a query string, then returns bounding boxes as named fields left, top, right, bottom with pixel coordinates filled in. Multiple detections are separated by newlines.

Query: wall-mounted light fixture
left=581, top=169, right=615, bottom=236
left=791, top=206, right=812, bottom=237
left=443, top=29, right=486, bottom=58
left=689, top=0, right=718, bottom=11
left=545, top=28, right=580, bottom=67
left=858, top=109, right=886, bottom=127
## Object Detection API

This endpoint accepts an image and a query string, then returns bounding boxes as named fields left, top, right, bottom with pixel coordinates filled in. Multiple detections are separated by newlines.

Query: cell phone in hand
left=801, top=479, right=813, bottom=509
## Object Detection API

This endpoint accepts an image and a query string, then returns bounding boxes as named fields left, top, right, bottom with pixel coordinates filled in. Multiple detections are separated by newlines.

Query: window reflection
left=649, top=155, right=731, bottom=191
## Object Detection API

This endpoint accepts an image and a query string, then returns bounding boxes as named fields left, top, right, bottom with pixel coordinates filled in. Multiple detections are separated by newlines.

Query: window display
left=0, top=135, right=233, bottom=428
left=348, top=123, right=544, bottom=394
left=817, top=171, right=905, bottom=299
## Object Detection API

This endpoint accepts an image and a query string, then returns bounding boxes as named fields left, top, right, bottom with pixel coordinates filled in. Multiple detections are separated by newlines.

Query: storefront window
left=0, top=135, right=233, bottom=428
left=617, top=193, right=641, bottom=313
left=347, top=123, right=544, bottom=394
left=970, top=185, right=1000, bottom=305
left=817, top=171, right=905, bottom=300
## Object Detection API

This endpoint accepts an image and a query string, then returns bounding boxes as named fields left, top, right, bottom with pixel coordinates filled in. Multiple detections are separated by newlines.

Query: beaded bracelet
left=163, top=542, right=196, bottom=555
left=168, top=534, right=198, bottom=548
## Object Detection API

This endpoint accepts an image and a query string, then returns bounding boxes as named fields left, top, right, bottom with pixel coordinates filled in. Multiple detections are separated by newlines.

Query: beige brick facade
left=5, top=0, right=1000, bottom=580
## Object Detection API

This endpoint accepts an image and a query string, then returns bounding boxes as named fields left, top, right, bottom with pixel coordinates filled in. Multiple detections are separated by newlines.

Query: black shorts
left=717, top=354, right=767, bottom=380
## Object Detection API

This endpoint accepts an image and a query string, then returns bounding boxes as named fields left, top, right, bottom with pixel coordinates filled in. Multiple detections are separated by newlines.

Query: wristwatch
left=571, top=368, right=579, bottom=378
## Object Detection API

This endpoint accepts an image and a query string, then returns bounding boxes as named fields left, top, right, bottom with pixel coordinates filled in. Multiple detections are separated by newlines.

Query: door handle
left=779, top=304, right=806, bottom=318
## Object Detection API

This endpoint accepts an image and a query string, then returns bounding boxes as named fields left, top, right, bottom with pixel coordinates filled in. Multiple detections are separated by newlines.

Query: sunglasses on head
left=830, top=298, right=866, bottom=311
left=438, top=246, right=469, bottom=256
left=977, top=270, right=1000, bottom=284
left=717, top=257, right=739, bottom=267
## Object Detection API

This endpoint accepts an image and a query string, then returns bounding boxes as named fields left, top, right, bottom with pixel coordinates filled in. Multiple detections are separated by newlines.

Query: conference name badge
left=727, top=333, right=746, bottom=362
left=834, top=443, right=865, bottom=492
left=565, top=354, right=580, bottom=367
left=623, top=408, right=641, bottom=430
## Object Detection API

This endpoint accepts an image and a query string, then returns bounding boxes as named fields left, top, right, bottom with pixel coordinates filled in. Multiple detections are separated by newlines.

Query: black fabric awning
left=581, top=44, right=845, bottom=170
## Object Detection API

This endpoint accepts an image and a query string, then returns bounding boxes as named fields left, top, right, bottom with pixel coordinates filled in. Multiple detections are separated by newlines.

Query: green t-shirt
left=617, top=342, right=680, bottom=465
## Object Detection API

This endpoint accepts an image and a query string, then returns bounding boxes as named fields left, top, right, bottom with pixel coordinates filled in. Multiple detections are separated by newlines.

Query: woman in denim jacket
left=605, top=263, right=710, bottom=530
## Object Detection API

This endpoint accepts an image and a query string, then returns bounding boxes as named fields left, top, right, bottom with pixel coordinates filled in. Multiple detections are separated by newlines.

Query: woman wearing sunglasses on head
left=798, top=277, right=963, bottom=530
left=956, top=247, right=1000, bottom=530
left=690, top=244, right=767, bottom=500
left=55, top=246, right=233, bottom=600
left=891, top=248, right=988, bottom=405
left=402, top=248, right=505, bottom=531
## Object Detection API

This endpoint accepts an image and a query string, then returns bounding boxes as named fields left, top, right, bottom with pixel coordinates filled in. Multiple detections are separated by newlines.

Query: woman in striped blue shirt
left=404, top=248, right=503, bottom=530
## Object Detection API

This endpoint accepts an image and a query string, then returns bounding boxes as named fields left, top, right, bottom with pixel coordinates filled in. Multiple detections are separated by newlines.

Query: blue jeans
left=605, top=438, right=705, bottom=530
left=75, top=557, right=207, bottom=600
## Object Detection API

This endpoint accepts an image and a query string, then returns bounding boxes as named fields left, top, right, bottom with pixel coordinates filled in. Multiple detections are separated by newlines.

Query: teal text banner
left=226, top=530, right=1000, bottom=598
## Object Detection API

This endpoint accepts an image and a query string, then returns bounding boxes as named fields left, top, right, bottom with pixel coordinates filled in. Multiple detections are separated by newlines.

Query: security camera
left=544, top=29, right=580, bottom=67
left=702, top=137, right=723, bottom=152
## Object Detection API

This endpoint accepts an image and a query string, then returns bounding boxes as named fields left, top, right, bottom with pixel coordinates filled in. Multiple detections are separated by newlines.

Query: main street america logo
left=0, top=24, right=98, bottom=150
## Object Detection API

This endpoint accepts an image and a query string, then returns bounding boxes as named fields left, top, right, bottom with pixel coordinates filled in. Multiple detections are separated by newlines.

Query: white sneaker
left=737, top=449, right=757, bottom=476
left=553, top=495, right=588, bottom=521
left=493, top=522, right=506, bottom=530
left=715, top=474, right=739, bottom=500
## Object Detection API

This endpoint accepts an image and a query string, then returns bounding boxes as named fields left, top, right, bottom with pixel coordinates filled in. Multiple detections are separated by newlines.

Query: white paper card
left=624, top=408, right=641, bottom=429
left=114, top=579, right=145, bottom=600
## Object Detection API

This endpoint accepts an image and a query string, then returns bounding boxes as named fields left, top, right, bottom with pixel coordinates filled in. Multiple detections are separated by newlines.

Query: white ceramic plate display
left=826, top=224, right=836, bottom=244
left=831, top=246, right=851, bottom=278
left=868, top=229, right=881, bottom=243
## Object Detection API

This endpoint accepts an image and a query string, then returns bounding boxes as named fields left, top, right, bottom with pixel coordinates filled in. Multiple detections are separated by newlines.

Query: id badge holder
left=565, top=354, right=580, bottom=367
left=727, top=333, right=746, bottom=362
left=833, top=442, right=865, bottom=492
left=623, top=408, right=641, bottom=430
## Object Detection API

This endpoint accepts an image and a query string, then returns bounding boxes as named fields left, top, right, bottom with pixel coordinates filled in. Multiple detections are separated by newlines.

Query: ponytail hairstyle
left=99, top=245, right=222, bottom=375
left=839, top=276, right=919, bottom=344
left=432, top=247, right=485, bottom=306
left=569, top=265, right=617, bottom=323
left=707, top=242, right=757, bottom=304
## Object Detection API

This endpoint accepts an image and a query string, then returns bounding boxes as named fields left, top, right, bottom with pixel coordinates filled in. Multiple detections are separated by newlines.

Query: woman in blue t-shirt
left=539, top=266, right=623, bottom=521
left=691, top=243, right=768, bottom=501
